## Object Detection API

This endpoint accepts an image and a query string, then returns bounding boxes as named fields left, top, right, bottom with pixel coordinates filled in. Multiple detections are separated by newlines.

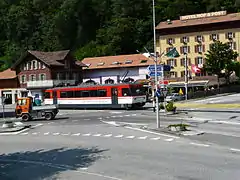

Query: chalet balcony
left=27, top=80, right=77, bottom=89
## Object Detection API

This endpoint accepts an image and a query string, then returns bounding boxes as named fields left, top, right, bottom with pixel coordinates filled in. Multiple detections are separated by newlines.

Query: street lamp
left=152, top=0, right=160, bottom=128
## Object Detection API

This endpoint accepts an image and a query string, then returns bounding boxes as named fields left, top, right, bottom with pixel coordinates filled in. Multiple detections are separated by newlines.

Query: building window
left=195, top=45, right=205, bottom=53
left=39, top=74, right=46, bottom=81
left=169, top=72, right=177, bottom=78
left=27, top=62, right=31, bottom=70
left=180, top=46, right=190, bottom=54
left=180, top=58, right=191, bottom=66
left=167, top=38, right=174, bottom=44
left=105, top=78, right=114, bottom=84
left=210, top=34, right=219, bottom=41
left=196, top=35, right=204, bottom=42
left=32, top=60, right=37, bottom=70
left=228, top=42, right=237, bottom=50
left=195, top=57, right=204, bottom=67
left=226, top=32, right=235, bottom=39
left=181, top=71, right=185, bottom=77
left=167, top=59, right=176, bottom=67
left=20, top=75, right=26, bottom=83
left=181, top=36, right=189, bottom=44
left=23, top=63, right=27, bottom=70
left=29, top=74, right=36, bottom=81
left=41, top=63, right=46, bottom=69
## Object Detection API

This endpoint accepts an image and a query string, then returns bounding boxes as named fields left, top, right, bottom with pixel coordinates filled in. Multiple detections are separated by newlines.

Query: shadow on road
left=0, top=147, right=107, bottom=180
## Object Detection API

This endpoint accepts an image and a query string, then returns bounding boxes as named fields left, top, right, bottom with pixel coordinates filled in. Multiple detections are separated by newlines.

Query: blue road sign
left=156, top=89, right=161, bottom=98
left=148, top=71, right=162, bottom=77
left=147, top=65, right=163, bottom=72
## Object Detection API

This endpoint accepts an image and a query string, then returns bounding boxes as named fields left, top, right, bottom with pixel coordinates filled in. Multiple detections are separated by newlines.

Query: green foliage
left=204, top=41, right=239, bottom=84
left=165, top=101, right=176, bottom=112
left=167, top=123, right=190, bottom=131
left=0, top=0, right=239, bottom=70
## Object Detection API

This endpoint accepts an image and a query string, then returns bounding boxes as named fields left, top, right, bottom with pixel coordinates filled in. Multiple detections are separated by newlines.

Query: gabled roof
left=156, top=12, right=240, bottom=30
left=11, top=50, right=86, bottom=69
left=82, top=54, right=154, bottom=70
left=0, top=68, right=17, bottom=80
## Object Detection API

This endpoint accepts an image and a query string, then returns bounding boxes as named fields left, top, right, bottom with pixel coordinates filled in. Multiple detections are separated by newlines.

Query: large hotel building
left=156, top=11, right=240, bottom=79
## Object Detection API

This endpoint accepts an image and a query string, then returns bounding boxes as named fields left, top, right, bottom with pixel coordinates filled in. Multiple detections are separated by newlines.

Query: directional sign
left=148, top=71, right=162, bottom=77
left=147, top=65, right=163, bottom=72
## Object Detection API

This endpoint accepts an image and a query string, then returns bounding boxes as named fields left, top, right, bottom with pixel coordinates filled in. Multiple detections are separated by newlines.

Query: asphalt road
left=0, top=109, right=240, bottom=180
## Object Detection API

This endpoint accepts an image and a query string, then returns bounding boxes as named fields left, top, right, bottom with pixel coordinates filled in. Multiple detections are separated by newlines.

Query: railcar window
left=60, top=91, right=67, bottom=98
left=82, top=91, right=90, bottom=97
left=122, top=88, right=130, bottom=96
left=90, top=90, right=98, bottom=97
left=98, top=89, right=107, bottom=97
left=44, top=92, right=50, bottom=98
left=67, top=91, right=74, bottom=98
left=75, top=91, right=81, bottom=97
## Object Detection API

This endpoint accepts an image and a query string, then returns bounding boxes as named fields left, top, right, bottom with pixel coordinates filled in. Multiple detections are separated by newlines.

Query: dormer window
left=140, top=60, right=148, bottom=63
left=111, top=61, right=120, bottom=65
left=196, top=35, right=203, bottom=42
left=125, top=60, right=133, bottom=64
left=181, top=36, right=189, bottom=44
left=97, top=62, right=105, bottom=66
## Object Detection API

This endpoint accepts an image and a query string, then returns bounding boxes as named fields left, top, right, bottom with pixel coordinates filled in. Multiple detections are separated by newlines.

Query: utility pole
left=184, top=53, right=188, bottom=100
left=152, top=0, right=160, bottom=128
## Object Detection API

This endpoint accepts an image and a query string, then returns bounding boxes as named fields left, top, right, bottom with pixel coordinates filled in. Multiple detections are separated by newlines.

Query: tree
left=204, top=41, right=238, bottom=89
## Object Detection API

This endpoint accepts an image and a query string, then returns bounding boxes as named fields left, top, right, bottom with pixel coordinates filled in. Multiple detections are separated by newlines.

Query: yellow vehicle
left=15, top=97, right=59, bottom=121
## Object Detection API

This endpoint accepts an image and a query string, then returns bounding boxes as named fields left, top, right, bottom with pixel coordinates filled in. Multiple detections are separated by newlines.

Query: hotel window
left=181, top=36, right=189, bottom=44
left=180, top=46, right=190, bottom=54
left=167, top=59, right=176, bottom=67
left=167, top=38, right=175, bottom=44
left=29, top=74, right=36, bottom=81
left=195, top=57, right=204, bottom=67
left=195, top=35, right=204, bottom=42
left=170, top=72, right=177, bottom=78
left=195, top=45, right=205, bottom=53
left=180, top=58, right=191, bottom=66
left=181, top=71, right=186, bottom=77
left=39, top=74, right=46, bottom=81
left=210, top=34, right=219, bottom=41
left=228, top=42, right=236, bottom=50
left=21, top=75, right=26, bottom=83
left=32, top=60, right=38, bottom=70
left=226, top=32, right=235, bottom=39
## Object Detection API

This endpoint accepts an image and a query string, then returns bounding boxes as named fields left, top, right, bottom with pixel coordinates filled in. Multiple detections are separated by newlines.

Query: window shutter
left=195, top=45, right=197, bottom=53
left=166, top=48, right=169, bottom=52
left=166, top=39, right=168, bottom=44
left=173, top=38, right=175, bottom=43
left=233, top=33, right=236, bottom=38
left=174, top=59, right=177, bottom=66
left=234, top=42, right=237, bottom=50
left=195, top=36, right=197, bottom=42
left=187, top=37, right=189, bottom=42
left=217, top=34, right=219, bottom=40
left=181, top=59, right=184, bottom=66
left=202, top=36, right=205, bottom=42
left=202, top=45, right=205, bottom=52
left=195, top=57, right=198, bottom=65
left=210, top=34, right=212, bottom=40
left=180, top=37, right=183, bottom=43
left=167, top=60, right=170, bottom=65
left=180, top=47, right=183, bottom=54
left=188, top=46, right=190, bottom=53
left=225, top=33, right=228, bottom=39
left=188, top=58, right=191, bottom=66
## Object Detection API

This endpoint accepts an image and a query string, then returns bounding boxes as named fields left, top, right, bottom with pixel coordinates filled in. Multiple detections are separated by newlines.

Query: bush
left=159, top=103, right=165, bottom=109
left=165, top=101, right=176, bottom=112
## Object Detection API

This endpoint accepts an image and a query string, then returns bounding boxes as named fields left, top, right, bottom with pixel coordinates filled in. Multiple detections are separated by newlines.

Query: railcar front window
left=130, top=87, right=145, bottom=96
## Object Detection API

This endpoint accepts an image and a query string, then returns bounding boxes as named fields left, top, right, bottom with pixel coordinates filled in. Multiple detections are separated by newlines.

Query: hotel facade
left=156, top=11, right=240, bottom=79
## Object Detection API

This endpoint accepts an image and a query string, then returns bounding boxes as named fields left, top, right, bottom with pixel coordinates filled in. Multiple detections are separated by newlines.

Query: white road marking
left=190, top=142, right=210, bottom=147
left=31, top=123, right=43, bottom=128
left=79, top=167, right=88, bottom=170
left=110, top=111, right=122, bottom=114
left=230, top=148, right=240, bottom=152
left=100, top=120, right=120, bottom=127
left=164, top=138, right=174, bottom=142
left=98, top=117, right=103, bottom=120
left=138, top=136, right=148, bottom=140
left=106, top=117, right=110, bottom=119
left=125, top=136, right=135, bottom=139
left=53, top=133, right=60, bottom=135
left=125, top=115, right=130, bottom=117
left=61, top=133, right=70, bottom=136
left=72, top=120, right=78, bottom=122
left=150, top=137, right=161, bottom=140
left=72, top=133, right=81, bottom=136
left=82, top=133, right=91, bottom=136
left=44, top=132, right=49, bottom=135
left=111, top=116, right=116, bottom=118
left=83, top=119, right=91, bottom=121
left=114, top=135, right=123, bottom=138
left=104, top=134, right=112, bottom=137
left=47, top=122, right=54, bottom=125
left=21, top=132, right=29, bottom=135
left=32, top=132, right=38, bottom=135
left=119, top=116, right=123, bottom=118
left=125, top=126, right=179, bottom=139
left=93, top=134, right=101, bottom=137
left=132, top=114, right=137, bottom=116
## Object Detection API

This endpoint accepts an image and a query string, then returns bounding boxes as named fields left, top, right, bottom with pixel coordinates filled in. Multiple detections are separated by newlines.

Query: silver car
left=165, top=93, right=185, bottom=102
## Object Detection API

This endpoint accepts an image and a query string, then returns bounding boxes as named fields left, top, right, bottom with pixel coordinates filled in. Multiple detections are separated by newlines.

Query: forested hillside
left=0, top=0, right=239, bottom=70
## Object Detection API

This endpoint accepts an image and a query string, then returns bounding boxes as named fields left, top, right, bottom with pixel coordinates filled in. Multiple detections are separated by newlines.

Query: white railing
left=27, top=80, right=76, bottom=88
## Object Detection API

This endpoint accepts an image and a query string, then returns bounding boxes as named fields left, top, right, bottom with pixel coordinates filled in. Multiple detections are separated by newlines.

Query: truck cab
left=16, top=97, right=59, bottom=121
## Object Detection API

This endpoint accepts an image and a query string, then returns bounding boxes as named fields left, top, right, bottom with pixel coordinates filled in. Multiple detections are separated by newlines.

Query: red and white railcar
left=44, top=83, right=146, bottom=109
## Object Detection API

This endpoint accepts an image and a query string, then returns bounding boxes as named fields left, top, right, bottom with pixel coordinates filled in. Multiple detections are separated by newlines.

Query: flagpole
left=152, top=0, right=160, bottom=128
left=184, top=53, right=188, bottom=100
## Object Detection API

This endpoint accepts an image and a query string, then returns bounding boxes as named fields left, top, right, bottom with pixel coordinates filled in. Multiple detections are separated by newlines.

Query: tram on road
left=44, top=83, right=146, bottom=109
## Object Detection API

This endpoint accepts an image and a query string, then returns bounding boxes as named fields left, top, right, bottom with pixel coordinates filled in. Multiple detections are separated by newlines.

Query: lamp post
left=152, top=0, right=160, bottom=128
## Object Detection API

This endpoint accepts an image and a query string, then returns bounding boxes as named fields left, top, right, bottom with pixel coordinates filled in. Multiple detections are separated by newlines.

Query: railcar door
left=111, top=88, right=118, bottom=105
left=53, top=91, right=58, bottom=105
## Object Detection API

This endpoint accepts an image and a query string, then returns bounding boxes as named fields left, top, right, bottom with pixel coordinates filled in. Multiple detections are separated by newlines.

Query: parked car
left=165, top=93, right=185, bottom=102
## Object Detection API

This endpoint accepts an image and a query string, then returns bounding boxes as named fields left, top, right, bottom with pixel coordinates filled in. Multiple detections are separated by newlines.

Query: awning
left=168, top=80, right=209, bottom=87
